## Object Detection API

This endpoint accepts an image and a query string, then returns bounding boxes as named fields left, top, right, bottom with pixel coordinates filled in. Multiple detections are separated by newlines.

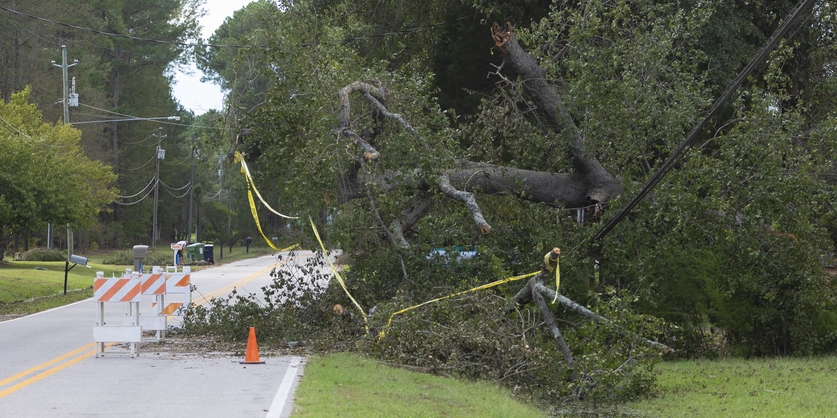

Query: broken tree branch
left=532, top=282, right=673, bottom=354
left=338, top=82, right=388, bottom=160
left=532, top=277, right=577, bottom=380
left=439, top=175, right=491, bottom=234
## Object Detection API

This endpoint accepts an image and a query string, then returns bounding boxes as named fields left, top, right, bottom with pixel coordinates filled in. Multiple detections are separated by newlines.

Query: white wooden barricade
left=160, top=266, right=191, bottom=317
left=139, top=266, right=167, bottom=339
left=132, top=266, right=192, bottom=339
left=93, top=271, right=142, bottom=357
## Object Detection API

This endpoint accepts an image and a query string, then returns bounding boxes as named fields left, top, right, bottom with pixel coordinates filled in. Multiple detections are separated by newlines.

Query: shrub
left=15, top=248, right=66, bottom=261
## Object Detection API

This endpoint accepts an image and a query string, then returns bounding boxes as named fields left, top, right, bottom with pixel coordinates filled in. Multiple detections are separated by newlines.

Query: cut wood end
left=480, top=225, right=491, bottom=235
left=364, top=151, right=380, bottom=160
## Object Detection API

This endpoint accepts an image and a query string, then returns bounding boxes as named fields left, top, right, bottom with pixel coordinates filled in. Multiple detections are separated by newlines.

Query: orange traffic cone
left=240, top=326, right=265, bottom=364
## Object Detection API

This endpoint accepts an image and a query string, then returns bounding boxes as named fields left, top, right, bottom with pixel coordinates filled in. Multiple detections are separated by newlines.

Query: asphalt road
left=0, top=251, right=323, bottom=417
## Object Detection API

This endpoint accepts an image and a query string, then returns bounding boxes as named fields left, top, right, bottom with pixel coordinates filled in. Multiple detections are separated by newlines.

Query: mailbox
left=69, top=254, right=88, bottom=266
left=133, top=245, right=149, bottom=272
left=245, top=237, right=253, bottom=253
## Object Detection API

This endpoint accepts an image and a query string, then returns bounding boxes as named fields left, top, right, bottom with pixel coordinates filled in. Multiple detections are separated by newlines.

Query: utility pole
left=187, top=139, right=195, bottom=241
left=52, top=45, right=77, bottom=254
left=152, top=128, right=166, bottom=248
left=51, top=45, right=78, bottom=124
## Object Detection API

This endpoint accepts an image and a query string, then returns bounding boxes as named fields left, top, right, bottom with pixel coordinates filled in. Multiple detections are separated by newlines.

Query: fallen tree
left=331, top=24, right=671, bottom=389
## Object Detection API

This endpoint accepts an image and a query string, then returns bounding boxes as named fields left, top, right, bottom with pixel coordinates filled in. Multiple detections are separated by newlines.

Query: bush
left=15, top=248, right=67, bottom=261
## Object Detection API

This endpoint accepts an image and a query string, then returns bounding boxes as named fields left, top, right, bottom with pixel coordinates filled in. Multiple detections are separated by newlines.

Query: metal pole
left=152, top=128, right=164, bottom=248
left=51, top=45, right=77, bottom=124
left=61, top=45, right=68, bottom=124
left=67, top=223, right=72, bottom=261
left=187, top=140, right=194, bottom=241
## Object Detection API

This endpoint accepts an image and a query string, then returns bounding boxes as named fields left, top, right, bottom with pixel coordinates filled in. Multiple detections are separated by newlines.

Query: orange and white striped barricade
left=93, top=271, right=142, bottom=357
left=139, top=266, right=168, bottom=339
left=160, top=266, right=191, bottom=320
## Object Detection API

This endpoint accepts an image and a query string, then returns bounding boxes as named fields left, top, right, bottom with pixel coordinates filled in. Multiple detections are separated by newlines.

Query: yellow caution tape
left=377, top=270, right=539, bottom=341
left=236, top=152, right=298, bottom=219
left=236, top=151, right=300, bottom=252
left=245, top=180, right=299, bottom=252
left=309, top=217, right=369, bottom=332
left=543, top=251, right=561, bottom=303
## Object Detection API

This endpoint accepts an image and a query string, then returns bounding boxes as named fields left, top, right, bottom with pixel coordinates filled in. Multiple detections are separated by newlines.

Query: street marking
left=265, top=357, right=304, bottom=418
left=0, top=342, right=95, bottom=388
left=0, top=343, right=114, bottom=399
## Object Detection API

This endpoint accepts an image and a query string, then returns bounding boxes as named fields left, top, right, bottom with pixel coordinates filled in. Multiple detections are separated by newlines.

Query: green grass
left=0, top=259, right=130, bottom=318
left=626, top=356, right=837, bottom=417
left=291, top=352, right=545, bottom=417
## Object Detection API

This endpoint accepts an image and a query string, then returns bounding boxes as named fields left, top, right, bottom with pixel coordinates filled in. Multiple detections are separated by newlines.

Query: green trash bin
left=185, top=242, right=204, bottom=263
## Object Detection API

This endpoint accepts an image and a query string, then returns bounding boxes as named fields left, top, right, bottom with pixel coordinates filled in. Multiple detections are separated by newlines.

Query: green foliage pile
left=370, top=289, right=665, bottom=404
left=14, top=248, right=67, bottom=262
left=184, top=251, right=336, bottom=345
left=184, top=251, right=665, bottom=404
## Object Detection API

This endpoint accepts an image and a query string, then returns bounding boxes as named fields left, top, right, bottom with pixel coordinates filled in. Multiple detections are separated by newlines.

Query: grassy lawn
left=627, top=356, right=837, bottom=417
left=291, top=352, right=545, bottom=418
left=0, top=259, right=129, bottom=319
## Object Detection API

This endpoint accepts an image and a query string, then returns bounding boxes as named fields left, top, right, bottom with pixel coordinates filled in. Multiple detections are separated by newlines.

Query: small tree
left=0, top=88, right=117, bottom=260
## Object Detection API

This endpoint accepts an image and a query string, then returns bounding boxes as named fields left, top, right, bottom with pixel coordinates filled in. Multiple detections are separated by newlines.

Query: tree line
left=0, top=0, right=261, bottom=258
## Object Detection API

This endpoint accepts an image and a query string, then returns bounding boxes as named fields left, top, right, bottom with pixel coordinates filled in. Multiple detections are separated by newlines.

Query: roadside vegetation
left=4, top=0, right=837, bottom=416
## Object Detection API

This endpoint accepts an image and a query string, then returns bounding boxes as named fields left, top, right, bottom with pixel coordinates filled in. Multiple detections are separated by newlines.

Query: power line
left=78, top=103, right=221, bottom=130
left=161, top=183, right=192, bottom=199
left=123, top=154, right=157, bottom=171
left=160, top=179, right=190, bottom=192
left=114, top=178, right=156, bottom=205
left=117, top=176, right=156, bottom=199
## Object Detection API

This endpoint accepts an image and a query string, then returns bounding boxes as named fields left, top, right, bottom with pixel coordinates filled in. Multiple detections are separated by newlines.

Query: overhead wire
left=160, top=179, right=190, bottom=191
left=116, top=176, right=156, bottom=199
left=161, top=183, right=192, bottom=199
left=122, top=154, right=156, bottom=171
left=114, top=178, right=157, bottom=205
left=77, top=103, right=222, bottom=130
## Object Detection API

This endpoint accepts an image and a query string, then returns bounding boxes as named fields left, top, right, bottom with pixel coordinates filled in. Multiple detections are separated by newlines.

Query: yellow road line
left=0, top=342, right=95, bottom=388
left=0, top=343, right=114, bottom=399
